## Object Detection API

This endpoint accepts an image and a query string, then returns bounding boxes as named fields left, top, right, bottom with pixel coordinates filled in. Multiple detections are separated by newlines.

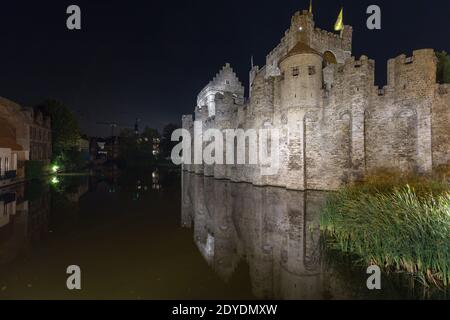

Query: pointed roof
left=280, top=42, right=322, bottom=63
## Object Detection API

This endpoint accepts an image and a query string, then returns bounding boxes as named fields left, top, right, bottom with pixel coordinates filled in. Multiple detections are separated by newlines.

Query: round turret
left=279, top=42, right=323, bottom=109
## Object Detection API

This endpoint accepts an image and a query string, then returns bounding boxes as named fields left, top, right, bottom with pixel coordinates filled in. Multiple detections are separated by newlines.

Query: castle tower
left=265, top=10, right=352, bottom=79
left=278, top=42, right=323, bottom=190
left=279, top=42, right=323, bottom=109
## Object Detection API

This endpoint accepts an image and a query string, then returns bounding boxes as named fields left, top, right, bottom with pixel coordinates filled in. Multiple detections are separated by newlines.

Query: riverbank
left=320, top=172, right=450, bottom=288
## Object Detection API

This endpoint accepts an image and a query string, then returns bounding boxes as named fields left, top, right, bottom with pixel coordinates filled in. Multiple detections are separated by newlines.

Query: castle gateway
left=182, top=10, right=450, bottom=191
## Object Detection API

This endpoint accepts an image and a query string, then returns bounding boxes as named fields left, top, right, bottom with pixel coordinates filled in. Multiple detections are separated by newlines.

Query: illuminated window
left=292, top=67, right=299, bottom=77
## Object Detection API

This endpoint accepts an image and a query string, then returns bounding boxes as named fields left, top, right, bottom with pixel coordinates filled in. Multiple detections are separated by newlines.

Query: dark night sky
left=0, top=0, right=449, bottom=137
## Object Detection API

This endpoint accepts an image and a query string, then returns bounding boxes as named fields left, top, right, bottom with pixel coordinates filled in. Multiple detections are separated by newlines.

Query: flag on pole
left=334, top=7, right=344, bottom=31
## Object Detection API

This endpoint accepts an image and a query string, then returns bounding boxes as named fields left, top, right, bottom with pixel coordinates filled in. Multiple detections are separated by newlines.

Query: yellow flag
left=334, top=7, right=344, bottom=31
left=309, top=0, right=313, bottom=14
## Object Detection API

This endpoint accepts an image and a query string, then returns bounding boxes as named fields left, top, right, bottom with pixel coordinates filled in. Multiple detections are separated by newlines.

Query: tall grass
left=321, top=172, right=450, bottom=287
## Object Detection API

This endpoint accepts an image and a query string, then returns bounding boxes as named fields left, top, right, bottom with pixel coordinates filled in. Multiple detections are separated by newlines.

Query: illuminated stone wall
left=182, top=11, right=450, bottom=191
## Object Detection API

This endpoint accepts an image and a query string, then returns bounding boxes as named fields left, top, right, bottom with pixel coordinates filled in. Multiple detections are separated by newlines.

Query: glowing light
left=52, top=165, right=60, bottom=173
left=51, top=177, right=60, bottom=184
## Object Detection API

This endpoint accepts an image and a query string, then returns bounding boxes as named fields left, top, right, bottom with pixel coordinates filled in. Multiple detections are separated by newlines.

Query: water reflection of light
left=152, top=169, right=161, bottom=190
left=51, top=177, right=60, bottom=184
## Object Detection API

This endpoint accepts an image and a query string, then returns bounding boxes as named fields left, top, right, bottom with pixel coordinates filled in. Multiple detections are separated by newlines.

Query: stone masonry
left=182, top=10, right=450, bottom=191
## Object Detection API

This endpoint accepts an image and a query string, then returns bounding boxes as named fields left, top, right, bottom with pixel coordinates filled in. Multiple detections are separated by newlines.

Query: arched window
left=323, top=51, right=337, bottom=67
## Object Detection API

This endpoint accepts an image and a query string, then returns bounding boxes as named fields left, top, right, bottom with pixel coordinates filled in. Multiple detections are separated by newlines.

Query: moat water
left=0, top=169, right=447, bottom=300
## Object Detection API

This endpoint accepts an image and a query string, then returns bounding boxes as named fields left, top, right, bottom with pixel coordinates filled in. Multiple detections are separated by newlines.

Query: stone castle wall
left=432, top=84, right=450, bottom=168
left=182, top=11, right=450, bottom=191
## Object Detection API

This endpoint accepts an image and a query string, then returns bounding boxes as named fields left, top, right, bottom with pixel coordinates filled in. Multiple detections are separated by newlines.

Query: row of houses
left=87, top=136, right=161, bottom=164
left=0, top=97, right=52, bottom=187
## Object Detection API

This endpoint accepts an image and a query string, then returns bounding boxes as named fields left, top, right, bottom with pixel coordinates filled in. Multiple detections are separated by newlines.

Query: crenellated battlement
left=343, top=55, right=374, bottom=69
left=384, top=49, right=437, bottom=100
left=310, top=25, right=352, bottom=53
left=325, top=55, right=375, bottom=100
left=265, top=10, right=352, bottom=78
left=327, top=49, right=438, bottom=102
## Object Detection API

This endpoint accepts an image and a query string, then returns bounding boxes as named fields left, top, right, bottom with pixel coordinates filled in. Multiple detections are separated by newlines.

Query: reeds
left=321, top=173, right=450, bottom=287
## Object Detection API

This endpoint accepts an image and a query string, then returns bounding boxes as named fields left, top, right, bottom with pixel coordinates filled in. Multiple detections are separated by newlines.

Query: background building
left=0, top=97, right=52, bottom=184
left=29, top=108, right=52, bottom=164
left=0, top=118, right=22, bottom=185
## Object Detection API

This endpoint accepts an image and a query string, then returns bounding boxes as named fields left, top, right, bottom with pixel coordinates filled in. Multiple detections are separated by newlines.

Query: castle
left=182, top=10, right=450, bottom=190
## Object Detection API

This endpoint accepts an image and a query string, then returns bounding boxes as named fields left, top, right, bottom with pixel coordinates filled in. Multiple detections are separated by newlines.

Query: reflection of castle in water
left=182, top=172, right=357, bottom=299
